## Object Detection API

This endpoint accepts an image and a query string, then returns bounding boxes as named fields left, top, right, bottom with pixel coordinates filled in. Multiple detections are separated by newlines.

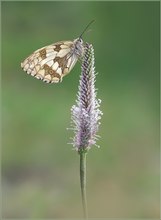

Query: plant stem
left=80, top=151, right=88, bottom=219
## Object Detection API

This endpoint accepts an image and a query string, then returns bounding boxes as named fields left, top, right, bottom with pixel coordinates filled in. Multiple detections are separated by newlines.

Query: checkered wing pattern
left=21, top=39, right=83, bottom=83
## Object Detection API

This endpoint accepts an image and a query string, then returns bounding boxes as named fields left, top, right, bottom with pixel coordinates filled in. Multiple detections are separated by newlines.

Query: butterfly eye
left=79, top=38, right=83, bottom=44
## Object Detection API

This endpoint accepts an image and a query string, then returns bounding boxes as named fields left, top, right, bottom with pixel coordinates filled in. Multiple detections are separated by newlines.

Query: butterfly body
left=21, top=38, right=84, bottom=83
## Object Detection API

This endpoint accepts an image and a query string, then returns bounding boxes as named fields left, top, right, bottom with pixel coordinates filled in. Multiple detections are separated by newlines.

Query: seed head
left=70, top=43, right=102, bottom=152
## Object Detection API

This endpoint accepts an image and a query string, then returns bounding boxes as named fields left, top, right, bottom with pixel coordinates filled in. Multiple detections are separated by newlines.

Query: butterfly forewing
left=21, top=39, right=84, bottom=83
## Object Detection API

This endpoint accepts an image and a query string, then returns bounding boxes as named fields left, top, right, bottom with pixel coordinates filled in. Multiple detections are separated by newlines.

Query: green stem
left=80, top=151, right=88, bottom=219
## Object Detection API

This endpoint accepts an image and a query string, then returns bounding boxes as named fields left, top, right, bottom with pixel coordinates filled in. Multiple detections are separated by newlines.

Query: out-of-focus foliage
left=2, top=1, right=159, bottom=218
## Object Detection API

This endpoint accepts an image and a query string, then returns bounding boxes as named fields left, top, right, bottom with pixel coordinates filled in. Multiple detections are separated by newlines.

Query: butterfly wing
left=21, top=41, right=78, bottom=83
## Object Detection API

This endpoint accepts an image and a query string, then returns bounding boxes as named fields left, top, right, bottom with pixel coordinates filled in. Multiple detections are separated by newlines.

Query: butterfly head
left=73, top=38, right=84, bottom=58
left=73, top=20, right=94, bottom=58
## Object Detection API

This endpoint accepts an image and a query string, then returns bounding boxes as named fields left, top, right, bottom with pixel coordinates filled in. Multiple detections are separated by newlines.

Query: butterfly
left=21, top=20, right=94, bottom=83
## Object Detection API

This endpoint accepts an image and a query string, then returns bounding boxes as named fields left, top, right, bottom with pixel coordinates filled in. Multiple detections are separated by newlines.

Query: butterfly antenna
left=79, top=20, right=95, bottom=39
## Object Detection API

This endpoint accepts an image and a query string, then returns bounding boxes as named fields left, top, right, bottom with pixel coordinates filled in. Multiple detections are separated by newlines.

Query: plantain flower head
left=71, top=43, right=102, bottom=152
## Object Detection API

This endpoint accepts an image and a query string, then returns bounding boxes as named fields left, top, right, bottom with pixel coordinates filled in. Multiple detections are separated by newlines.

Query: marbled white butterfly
left=21, top=20, right=94, bottom=83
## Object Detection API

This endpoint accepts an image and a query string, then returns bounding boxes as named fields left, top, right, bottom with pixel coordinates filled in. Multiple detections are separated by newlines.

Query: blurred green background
left=2, top=1, right=160, bottom=219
